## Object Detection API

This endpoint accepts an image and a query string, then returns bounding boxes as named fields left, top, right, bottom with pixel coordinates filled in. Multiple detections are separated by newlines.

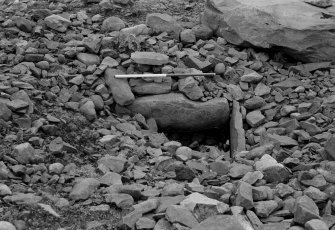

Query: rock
left=125, top=93, right=230, bottom=131
left=235, top=181, right=254, bottom=210
left=77, top=53, right=100, bottom=65
left=130, top=77, right=172, bottom=95
left=0, top=103, right=12, bottom=121
left=121, top=24, right=150, bottom=36
left=192, top=25, right=213, bottom=40
left=146, top=13, right=182, bottom=39
left=254, top=200, right=278, bottom=218
left=101, top=16, right=125, bottom=32
left=203, top=0, right=335, bottom=62
left=165, top=205, right=199, bottom=228
left=104, top=68, right=135, bottom=106
left=192, top=215, right=246, bottom=230
left=136, top=217, right=156, bottom=230
left=79, top=100, right=97, bottom=121
left=305, top=219, right=329, bottom=230
left=105, top=193, right=134, bottom=209
left=44, top=14, right=71, bottom=32
left=293, top=195, right=320, bottom=225
left=230, top=101, right=246, bottom=156
left=131, top=52, right=169, bottom=66
left=0, top=184, right=11, bottom=196
left=13, top=143, right=35, bottom=164
left=98, top=155, right=127, bottom=173
left=181, top=29, right=196, bottom=44
left=325, top=135, right=335, bottom=160
left=304, top=0, right=332, bottom=8
left=14, top=17, right=36, bottom=33
left=178, top=77, right=204, bottom=100
left=241, top=71, right=263, bottom=83
left=69, top=178, right=100, bottom=201
left=0, top=221, right=16, bottom=230
left=246, top=110, right=265, bottom=128
left=156, top=195, right=185, bottom=213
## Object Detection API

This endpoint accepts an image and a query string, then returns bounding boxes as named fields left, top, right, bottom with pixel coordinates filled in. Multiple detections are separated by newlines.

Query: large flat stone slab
left=123, top=93, right=230, bottom=131
left=203, top=0, right=335, bottom=62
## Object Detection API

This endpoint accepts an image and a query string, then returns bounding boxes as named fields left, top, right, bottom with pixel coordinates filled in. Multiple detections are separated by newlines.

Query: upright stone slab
left=230, top=101, right=246, bottom=156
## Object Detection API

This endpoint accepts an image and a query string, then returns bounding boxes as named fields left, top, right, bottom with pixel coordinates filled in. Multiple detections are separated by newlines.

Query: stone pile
left=0, top=0, right=335, bottom=229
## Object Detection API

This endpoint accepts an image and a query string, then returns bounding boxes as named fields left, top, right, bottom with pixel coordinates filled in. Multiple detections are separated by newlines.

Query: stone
left=235, top=181, right=254, bottom=210
left=14, top=17, right=36, bottom=33
left=131, top=52, right=169, bottom=66
left=246, top=110, right=265, bottom=128
left=230, top=101, right=246, bottom=156
left=79, top=100, right=97, bottom=121
left=0, top=221, right=16, bottom=230
left=254, top=200, right=278, bottom=218
left=240, top=71, right=263, bottom=83
left=165, top=205, right=199, bottom=228
left=13, top=143, right=35, bottom=164
left=146, top=13, right=182, bottom=39
left=304, top=0, right=332, bottom=8
left=293, top=195, right=320, bottom=225
left=136, top=218, right=156, bottom=230
left=305, top=219, right=329, bottom=230
left=130, top=77, right=172, bottom=95
left=178, top=77, right=204, bottom=100
left=104, top=68, right=135, bottom=106
left=101, top=16, right=125, bottom=32
left=202, top=0, right=335, bottom=62
left=44, top=14, right=71, bottom=32
left=325, top=135, right=335, bottom=160
left=125, top=93, right=229, bottom=131
left=77, top=53, right=100, bottom=66
left=0, top=103, right=12, bottom=121
left=97, top=155, right=127, bottom=173
left=100, top=172, right=122, bottom=186
left=181, top=29, right=196, bottom=44
left=192, top=215, right=245, bottom=230
left=105, top=193, right=134, bottom=209
left=69, top=178, right=100, bottom=201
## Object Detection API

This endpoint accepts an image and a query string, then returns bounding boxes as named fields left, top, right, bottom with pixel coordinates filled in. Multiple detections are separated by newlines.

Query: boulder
left=123, top=93, right=229, bottom=131
left=203, top=0, right=335, bottom=62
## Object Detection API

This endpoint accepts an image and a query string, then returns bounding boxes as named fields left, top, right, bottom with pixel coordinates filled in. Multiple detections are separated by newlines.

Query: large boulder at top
left=202, top=0, right=335, bottom=62
left=122, top=93, right=230, bottom=131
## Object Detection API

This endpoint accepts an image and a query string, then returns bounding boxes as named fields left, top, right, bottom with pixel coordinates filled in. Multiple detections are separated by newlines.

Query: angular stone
left=45, top=14, right=71, bottom=32
left=0, top=103, right=12, bottom=121
left=146, top=13, right=182, bottom=39
left=101, top=16, right=125, bottom=32
left=235, top=181, right=254, bottom=210
left=13, top=143, right=35, bottom=164
left=203, top=0, right=335, bottom=62
left=77, top=53, right=100, bottom=65
left=131, top=52, right=169, bottom=66
left=79, top=100, right=97, bottom=121
left=293, top=195, right=320, bottom=225
left=254, top=200, right=278, bottom=218
left=125, top=93, right=229, bottom=131
left=246, top=110, right=265, bottom=128
left=305, top=219, right=329, bottom=230
left=165, top=205, right=198, bottom=228
left=178, top=77, right=204, bottom=100
left=69, top=178, right=100, bottom=201
left=130, top=77, right=172, bottom=95
left=104, top=68, right=135, bottom=106
left=325, top=135, right=335, bottom=160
